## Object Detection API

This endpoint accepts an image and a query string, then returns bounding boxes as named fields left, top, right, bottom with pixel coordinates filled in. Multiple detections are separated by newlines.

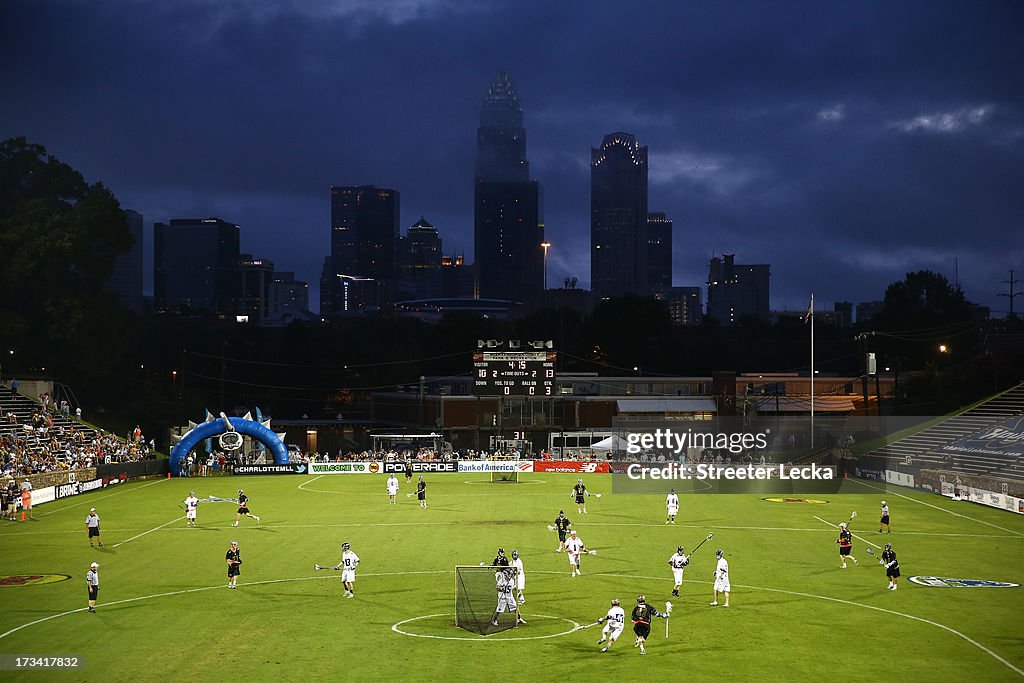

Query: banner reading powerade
left=533, top=460, right=610, bottom=474
left=457, top=461, right=534, bottom=473
left=382, top=461, right=457, bottom=473
left=941, top=416, right=1024, bottom=458
left=309, top=462, right=382, bottom=475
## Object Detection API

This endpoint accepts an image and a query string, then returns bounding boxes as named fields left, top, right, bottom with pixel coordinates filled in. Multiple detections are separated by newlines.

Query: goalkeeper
left=490, top=568, right=526, bottom=627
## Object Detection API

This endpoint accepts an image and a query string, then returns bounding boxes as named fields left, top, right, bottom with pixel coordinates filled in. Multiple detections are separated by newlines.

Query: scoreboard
left=473, top=351, right=557, bottom=396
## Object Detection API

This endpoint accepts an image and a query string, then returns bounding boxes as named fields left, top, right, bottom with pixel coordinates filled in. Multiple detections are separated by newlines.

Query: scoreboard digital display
left=473, top=351, right=557, bottom=396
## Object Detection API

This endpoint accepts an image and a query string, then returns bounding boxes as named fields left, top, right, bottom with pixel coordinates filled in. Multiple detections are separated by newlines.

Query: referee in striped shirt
left=86, top=562, right=99, bottom=613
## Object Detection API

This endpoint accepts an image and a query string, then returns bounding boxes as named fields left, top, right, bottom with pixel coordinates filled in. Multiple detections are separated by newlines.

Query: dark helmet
left=497, top=548, right=505, bottom=555
left=342, top=542, right=351, bottom=551
left=559, top=510, right=565, bottom=516
left=511, top=550, right=519, bottom=559
left=677, top=546, right=685, bottom=554
left=884, top=542, right=892, bottom=551
left=637, top=594, right=646, bottom=604
left=715, top=549, right=724, bottom=558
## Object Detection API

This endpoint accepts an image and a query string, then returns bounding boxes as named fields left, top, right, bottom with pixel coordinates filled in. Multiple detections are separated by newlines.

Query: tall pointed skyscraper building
left=474, top=70, right=544, bottom=303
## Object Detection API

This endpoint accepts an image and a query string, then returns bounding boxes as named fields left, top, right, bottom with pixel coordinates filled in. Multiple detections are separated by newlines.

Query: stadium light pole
left=541, top=241, right=551, bottom=292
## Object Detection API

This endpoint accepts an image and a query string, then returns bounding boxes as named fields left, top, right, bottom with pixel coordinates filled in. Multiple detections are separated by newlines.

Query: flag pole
left=809, top=293, right=815, bottom=449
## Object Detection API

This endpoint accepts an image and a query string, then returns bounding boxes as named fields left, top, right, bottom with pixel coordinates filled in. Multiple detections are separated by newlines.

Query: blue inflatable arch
left=170, top=416, right=288, bottom=475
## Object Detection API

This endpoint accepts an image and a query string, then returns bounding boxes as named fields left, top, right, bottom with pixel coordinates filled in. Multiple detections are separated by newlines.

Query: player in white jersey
left=333, top=542, right=360, bottom=598
left=183, top=491, right=199, bottom=527
left=386, top=474, right=399, bottom=504
left=596, top=598, right=626, bottom=652
left=510, top=550, right=526, bottom=603
left=710, top=549, right=730, bottom=607
left=668, top=545, right=689, bottom=597
left=564, top=530, right=589, bottom=577
left=878, top=500, right=891, bottom=534
left=490, top=567, right=526, bottom=626
left=665, top=488, right=679, bottom=524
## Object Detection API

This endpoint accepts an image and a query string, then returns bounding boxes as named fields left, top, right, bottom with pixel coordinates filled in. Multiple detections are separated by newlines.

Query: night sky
left=3, top=1, right=1022, bottom=314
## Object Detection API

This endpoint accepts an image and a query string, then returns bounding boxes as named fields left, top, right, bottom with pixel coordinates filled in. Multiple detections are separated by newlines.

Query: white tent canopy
left=590, top=434, right=629, bottom=451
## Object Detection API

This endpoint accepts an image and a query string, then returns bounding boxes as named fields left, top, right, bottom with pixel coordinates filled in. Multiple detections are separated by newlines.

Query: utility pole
left=999, top=269, right=1023, bottom=317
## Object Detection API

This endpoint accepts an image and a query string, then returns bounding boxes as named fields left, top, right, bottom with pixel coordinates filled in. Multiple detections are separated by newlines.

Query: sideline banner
left=457, top=461, right=534, bottom=473
left=308, top=462, right=382, bottom=475
left=532, top=460, right=609, bottom=474
left=235, top=464, right=306, bottom=475
left=381, top=461, right=457, bottom=473
left=885, top=470, right=915, bottom=488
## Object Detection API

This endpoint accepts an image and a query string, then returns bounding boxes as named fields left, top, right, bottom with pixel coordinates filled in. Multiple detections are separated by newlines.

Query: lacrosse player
left=878, top=500, right=891, bottom=534
left=233, top=489, right=261, bottom=527
left=226, top=540, right=241, bottom=589
left=184, top=491, right=199, bottom=527
left=668, top=545, right=689, bottom=597
left=386, top=474, right=399, bottom=504
left=490, top=567, right=526, bottom=626
left=710, top=549, right=730, bottom=607
left=334, top=542, right=360, bottom=597
left=630, top=595, right=668, bottom=655
left=553, top=510, right=573, bottom=552
left=564, top=530, right=589, bottom=577
left=416, top=476, right=427, bottom=509
left=510, top=550, right=526, bottom=603
left=666, top=488, right=679, bottom=524
left=572, top=478, right=588, bottom=514
left=491, top=547, right=510, bottom=567
left=596, top=598, right=626, bottom=652
left=880, top=542, right=900, bottom=590
left=836, top=522, right=857, bottom=568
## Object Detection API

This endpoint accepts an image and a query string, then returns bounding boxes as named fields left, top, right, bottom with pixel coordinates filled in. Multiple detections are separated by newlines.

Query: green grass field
left=1, top=472, right=1023, bottom=681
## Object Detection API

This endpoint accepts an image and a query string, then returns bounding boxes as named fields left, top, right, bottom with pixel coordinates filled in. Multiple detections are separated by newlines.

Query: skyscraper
left=397, top=216, right=443, bottom=299
left=154, top=217, right=240, bottom=316
left=106, top=208, right=144, bottom=314
left=706, top=254, right=770, bottom=325
left=474, top=70, right=544, bottom=303
left=320, top=185, right=400, bottom=314
left=647, top=211, right=673, bottom=290
left=591, top=132, right=649, bottom=299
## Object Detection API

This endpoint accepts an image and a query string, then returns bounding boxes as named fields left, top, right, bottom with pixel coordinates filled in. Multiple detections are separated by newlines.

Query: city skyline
left=2, top=1, right=1022, bottom=314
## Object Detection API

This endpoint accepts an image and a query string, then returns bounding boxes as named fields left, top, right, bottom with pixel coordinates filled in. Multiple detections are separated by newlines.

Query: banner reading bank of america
left=941, top=416, right=1024, bottom=459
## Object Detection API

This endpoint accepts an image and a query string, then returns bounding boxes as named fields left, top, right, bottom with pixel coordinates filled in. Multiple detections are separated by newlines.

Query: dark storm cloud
left=2, top=0, right=1022, bottom=312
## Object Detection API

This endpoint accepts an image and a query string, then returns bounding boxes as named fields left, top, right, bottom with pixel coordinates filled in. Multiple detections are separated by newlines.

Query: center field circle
left=391, top=613, right=582, bottom=641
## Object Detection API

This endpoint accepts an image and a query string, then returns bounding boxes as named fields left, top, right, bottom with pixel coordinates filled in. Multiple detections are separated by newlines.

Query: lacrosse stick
left=546, top=525, right=556, bottom=531
left=406, top=493, right=414, bottom=498
left=865, top=547, right=876, bottom=557
left=587, top=549, right=597, bottom=555
left=848, top=511, right=858, bottom=524
left=588, top=492, right=603, bottom=498
left=314, top=564, right=341, bottom=571
left=689, top=532, right=714, bottom=556
left=665, top=601, right=673, bottom=639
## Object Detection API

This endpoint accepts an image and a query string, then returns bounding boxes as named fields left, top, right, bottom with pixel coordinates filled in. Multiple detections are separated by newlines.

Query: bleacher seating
left=1, top=384, right=151, bottom=476
left=867, top=381, right=1024, bottom=479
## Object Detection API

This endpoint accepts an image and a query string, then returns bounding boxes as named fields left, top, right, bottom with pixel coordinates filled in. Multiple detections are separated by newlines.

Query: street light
left=541, top=242, right=551, bottom=291
left=938, top=344, right=949, bottom=353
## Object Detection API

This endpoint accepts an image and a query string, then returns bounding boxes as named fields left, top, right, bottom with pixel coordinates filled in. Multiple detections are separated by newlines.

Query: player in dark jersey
left=630, top=595, right=668, bottom=655
left=416, top=476, right=427, bottom=509
left=552, top=510, right=573, bottom=552
left=233, top=489, right=260, bottom=527
left=835, top=522, right=858, bottom=568
left=226, top=540, right=242, bottom=589
left=492, top=548, right=510, bottom=567
left=404, top=460, right=414, bottom=483
left=880, top=542, right=900, bottom=590
left=573, top=479, right=588, bottom=514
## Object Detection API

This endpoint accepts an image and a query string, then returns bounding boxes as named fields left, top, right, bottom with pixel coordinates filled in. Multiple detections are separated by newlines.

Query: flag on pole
left=803, top=294, right=814, bottom=323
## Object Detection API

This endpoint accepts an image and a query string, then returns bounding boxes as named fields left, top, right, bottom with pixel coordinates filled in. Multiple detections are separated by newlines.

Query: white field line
left=849, top=478, right=1024, bottom=538
left=111, top=516, right=184, bottom=548
left=4, top=520, right=1022, bottom=541
left=296, top=474, right=324, bottom=491
left=814, top=515, right=883, bottom=549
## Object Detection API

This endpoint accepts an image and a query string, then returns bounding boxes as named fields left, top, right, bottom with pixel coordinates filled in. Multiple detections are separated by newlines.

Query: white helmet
left=839, top=522, right=847, bottom=529
left=881, top=500, right=887, bottom=506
